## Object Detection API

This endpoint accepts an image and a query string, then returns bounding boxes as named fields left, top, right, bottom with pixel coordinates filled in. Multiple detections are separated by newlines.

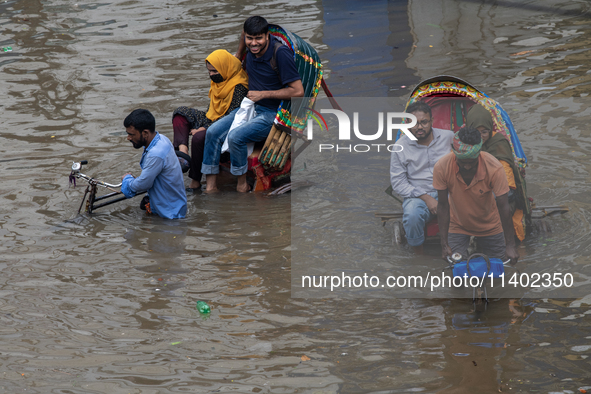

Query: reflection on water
left=322, top=0, right=418, bottom=96
left=1, top=0, right=591, bottom=392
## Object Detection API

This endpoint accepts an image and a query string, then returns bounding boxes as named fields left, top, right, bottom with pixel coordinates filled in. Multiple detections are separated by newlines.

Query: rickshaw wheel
left=534, top=219, right=552, bottom=234
left=393, top=221, right=405, bottom=245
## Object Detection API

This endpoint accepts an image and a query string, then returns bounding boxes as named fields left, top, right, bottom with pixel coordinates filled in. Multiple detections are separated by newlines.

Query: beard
left=414, top=127, right=433, bottom=140
left=248, top=37, right=269, bottom=55
left=132, top=135, right=146, bottom=149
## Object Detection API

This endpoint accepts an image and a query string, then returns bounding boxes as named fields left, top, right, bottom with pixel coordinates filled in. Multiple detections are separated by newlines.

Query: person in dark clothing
left=466, top=104, right=529, bottom=241
left=172, top=49, right=248, bottom=189
left=201, top=16, right=304, bottom=193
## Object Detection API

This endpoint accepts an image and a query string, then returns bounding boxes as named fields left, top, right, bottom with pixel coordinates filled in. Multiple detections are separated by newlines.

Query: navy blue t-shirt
left=244, top=35, right=301, bottom=110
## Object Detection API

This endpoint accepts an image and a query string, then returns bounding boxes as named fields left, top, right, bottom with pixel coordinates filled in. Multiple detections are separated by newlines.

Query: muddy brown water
left=1, top=0, right=591, bottom=392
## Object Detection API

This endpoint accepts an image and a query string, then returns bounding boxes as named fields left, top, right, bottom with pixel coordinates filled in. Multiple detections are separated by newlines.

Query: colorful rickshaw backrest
left=406, top=76, right=527, bottom=169
left=268, top=24, right=323, bottom=134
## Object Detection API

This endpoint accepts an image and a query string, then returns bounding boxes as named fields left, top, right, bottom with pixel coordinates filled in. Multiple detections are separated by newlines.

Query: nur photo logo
left=306, top=109, right=417, bottom=153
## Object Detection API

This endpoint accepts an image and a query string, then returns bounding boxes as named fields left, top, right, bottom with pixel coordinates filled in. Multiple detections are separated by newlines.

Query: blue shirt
left=244, top=36, right=301, bottom=110
left=122, top=132, right=187, bottom=219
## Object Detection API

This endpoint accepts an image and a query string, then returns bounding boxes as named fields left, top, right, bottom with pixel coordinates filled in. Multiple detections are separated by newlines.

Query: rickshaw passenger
left=466, top=104, right=527, bottom=241
left=172, top=49, right=249, bottom=190
left=201, top=16, right=304, bottom=193
left=434, top=127, right=519, bottom=263
left=389, top=101, right=454, bottom=254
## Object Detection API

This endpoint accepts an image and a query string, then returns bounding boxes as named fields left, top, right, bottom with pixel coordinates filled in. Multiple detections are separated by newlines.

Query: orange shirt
left=433, top=151, right=510, bottom=237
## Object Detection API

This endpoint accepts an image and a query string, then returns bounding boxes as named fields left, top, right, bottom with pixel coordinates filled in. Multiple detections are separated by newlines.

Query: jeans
left=401, top=191, right=438, bottom=247
left=201, top=105, right=276, bottom=176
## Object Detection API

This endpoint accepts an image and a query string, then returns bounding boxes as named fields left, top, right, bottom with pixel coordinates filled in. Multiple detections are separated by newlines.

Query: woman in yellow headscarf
left=172, top=49, right=248, bottom=189
left=466, top=104, right=528, bottom=241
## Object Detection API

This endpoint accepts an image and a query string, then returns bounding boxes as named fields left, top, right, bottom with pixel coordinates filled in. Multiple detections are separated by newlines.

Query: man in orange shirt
left=433, top=126, right=519, bottom=263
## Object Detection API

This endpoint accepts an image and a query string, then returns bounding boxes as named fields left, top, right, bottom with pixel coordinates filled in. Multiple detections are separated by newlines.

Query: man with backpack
left=201, top=16, right=304, bottom=192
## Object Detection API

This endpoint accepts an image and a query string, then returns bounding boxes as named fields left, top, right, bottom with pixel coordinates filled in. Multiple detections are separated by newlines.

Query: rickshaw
left=69, top=25, right=339, bottom=213
left=241, top=24, right=341, bottom=192
left=376, top=76, right=568, bottom=245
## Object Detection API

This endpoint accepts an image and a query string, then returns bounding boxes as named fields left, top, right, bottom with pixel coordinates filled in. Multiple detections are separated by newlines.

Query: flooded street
left=1, top=0, right=591, bottom=392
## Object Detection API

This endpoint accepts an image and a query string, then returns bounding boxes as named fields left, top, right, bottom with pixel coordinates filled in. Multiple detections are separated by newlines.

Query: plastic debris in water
left=196, top=300, right=210, bottom=314
left=2, top=47, right=13, bottom=52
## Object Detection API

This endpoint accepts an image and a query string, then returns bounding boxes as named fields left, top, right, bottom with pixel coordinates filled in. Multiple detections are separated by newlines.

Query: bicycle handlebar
left=446, top=255, right=512, bottom=266
left=71, top=161, right=122, bottom=189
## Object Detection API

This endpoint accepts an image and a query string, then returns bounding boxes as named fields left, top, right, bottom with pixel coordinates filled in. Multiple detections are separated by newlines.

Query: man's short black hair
left=406, top=101, right=432, bottom=118
left=244, top=16, right=269, bottom=36
left=457, top=126, right=482, bottom=146
left=124, top=109, right=155, bottom=133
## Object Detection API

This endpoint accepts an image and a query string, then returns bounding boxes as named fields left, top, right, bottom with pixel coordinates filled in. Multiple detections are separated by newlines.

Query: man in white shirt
left=390, top=101, right=454, bottom=253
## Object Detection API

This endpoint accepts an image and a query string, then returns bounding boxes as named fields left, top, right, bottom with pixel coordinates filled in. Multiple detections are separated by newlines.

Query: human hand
left=246, top=90, right=266, bottom=102
left=122, top=173, right=134, bottom=181
left=505, top=245, right=519, bottom=265
left=190, top=127, right=206, bottom=136
left=441, top=244, right=453, bottom=262
left=424, top=195, right=438, bottom=215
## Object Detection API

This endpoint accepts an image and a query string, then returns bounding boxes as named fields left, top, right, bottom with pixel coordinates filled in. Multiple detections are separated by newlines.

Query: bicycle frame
left=69, top=161, right=134, bottom=214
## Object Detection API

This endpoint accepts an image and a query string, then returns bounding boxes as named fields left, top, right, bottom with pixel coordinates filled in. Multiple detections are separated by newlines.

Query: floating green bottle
left=196, top=300, right=210, bottom=314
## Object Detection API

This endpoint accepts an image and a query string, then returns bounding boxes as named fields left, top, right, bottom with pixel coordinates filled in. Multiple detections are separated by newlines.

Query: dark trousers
left=173, top=115, right=206, bottom=182
left=448, top=232, right=506, bottom=259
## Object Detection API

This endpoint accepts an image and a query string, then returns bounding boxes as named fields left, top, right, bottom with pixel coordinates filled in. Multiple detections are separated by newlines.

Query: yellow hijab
left=205, top=50, right=249, bottom=121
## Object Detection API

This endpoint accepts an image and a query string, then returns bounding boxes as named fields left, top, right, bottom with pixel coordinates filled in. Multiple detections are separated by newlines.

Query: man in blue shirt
left=121, top=109, right=187, bottom=219
left=201, top=16, right=304, bottom=193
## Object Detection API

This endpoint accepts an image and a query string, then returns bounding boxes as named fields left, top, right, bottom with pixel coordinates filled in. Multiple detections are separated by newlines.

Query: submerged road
left=0, top=0, right=590, bottom=392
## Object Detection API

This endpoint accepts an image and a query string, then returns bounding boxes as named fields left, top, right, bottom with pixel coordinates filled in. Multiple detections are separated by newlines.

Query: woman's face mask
left=210, top=73, right=224, bottom=83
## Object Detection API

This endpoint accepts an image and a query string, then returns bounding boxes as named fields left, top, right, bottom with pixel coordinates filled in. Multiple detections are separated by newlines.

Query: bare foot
left=236, top=184, right=251, bottom=193
left=236, top=175, right=251, bottom=193
left=179, top=144, right=189, bottom=155
left=189, top=179, right=201, bottom=189
left=205, top=174, right=219, bottom=193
